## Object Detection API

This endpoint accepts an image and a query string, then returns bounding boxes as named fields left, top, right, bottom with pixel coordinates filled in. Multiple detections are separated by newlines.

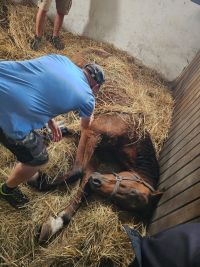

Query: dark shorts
left=38, top=0, right=72, bottom=15
left=0, top=129, right=49, bottom=166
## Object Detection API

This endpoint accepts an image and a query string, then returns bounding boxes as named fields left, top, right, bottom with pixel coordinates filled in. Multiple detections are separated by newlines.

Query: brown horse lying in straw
left=28, top=113, right=163, bottom=243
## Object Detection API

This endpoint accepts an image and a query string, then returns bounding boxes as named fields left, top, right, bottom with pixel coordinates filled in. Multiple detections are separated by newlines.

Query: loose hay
left=0, top=1, right=174, bottom=266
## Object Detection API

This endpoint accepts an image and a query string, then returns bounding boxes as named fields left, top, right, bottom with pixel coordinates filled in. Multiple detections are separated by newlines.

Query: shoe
left=0, top=183, right=29, bottom=209
left=51, top=36, right=64, bottom=50
left=30, top=36, right=42, bottom=51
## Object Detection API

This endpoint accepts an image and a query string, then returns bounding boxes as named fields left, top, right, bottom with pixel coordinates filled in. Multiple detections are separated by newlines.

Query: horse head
left=88, top=171, right=163, bottom=212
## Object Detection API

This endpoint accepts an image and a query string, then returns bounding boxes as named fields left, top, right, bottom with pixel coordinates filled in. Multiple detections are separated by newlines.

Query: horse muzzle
left=88, top=172, right=104, bottom=190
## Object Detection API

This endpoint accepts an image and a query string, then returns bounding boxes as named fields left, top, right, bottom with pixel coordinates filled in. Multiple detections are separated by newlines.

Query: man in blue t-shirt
left=0, top=54, right=105, bottom=209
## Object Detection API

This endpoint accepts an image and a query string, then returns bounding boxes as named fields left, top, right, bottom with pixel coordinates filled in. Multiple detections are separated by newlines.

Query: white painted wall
left=32, top=0, right=200, bottom=81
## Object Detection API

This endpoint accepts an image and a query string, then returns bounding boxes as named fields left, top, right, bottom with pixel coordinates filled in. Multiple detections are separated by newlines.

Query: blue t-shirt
left=0, top=54, right=95, bottom=139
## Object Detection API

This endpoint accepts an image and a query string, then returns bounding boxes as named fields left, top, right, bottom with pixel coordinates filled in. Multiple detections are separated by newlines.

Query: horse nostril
left=92, top=178, right=102, bottom=187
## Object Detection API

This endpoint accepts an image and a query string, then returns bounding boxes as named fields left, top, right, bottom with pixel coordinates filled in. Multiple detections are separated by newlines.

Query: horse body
left=29, top=113, right=162, bottom=243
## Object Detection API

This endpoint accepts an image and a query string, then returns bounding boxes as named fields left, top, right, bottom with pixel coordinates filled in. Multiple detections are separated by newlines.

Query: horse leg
left=27, top=170, right=82, bottom=192
left=73, top=128, right=101, bottom=170
left=27, top=130, right=100, bottom=191
left=27, top=172, right=59, bottom=191
left=50, top=129, right=100, bottom=186
left=38, top=169, right=93, bottom=243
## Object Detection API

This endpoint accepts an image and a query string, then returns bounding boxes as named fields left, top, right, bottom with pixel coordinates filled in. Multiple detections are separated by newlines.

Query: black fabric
left=191, top=0, right=200, bottom=5
left=0, top=129, right=48, bottom=166
left=126, top=223, right=200, bottom=267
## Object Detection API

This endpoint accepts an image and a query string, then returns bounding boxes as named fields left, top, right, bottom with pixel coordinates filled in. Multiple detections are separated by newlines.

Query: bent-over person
left=0, top=54, right=105, bottom=208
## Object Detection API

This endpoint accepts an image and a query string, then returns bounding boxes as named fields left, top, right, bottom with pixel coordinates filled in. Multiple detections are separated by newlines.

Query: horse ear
left=138, top=190, right=164, bottom=222
left=151, top=190, right=164, bottom=197
left=150, top=190, right=164, bottom=206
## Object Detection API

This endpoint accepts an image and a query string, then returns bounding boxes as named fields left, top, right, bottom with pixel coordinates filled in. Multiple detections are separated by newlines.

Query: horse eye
left=120, top=183, right=126, bottom=189
left=130, top=189, right=137, bottom=195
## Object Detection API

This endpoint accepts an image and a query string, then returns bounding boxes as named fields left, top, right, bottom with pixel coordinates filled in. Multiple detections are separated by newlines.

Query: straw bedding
left=0, top=1, right=174, bottom=266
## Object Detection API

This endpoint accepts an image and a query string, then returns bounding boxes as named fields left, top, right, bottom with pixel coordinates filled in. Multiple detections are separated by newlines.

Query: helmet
left=84, top=63, right=105, bottom=85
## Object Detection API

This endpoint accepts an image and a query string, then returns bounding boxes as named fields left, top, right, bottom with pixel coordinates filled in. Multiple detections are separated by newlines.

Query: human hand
left=47, top=119, right=62, bottom=142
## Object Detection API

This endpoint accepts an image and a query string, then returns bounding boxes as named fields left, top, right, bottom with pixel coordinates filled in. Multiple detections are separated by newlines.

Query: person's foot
left=51, top=36, right=64, bottom=50
left=30, top=36, right=42, bottom=51
left=0, top=183, right=29, bottom=209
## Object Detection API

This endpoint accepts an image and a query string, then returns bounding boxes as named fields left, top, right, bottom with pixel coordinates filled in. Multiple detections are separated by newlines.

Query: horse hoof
left=38, top=216, right=64, bottom=244
left=27, top=172, right=55, bottom=191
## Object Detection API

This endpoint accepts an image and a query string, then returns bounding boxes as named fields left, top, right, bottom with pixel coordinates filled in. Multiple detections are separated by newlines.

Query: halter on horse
left=110, top=172, right=156, bottom=197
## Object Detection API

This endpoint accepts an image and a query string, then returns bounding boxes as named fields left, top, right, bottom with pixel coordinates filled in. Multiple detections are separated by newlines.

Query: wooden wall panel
left=148, top=52, right=200, bottom=234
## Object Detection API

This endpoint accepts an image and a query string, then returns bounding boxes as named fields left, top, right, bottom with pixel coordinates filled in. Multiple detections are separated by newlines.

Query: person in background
left=0, top=54, right=105, bottom=209
left=30, top=0, right=72, bottom=51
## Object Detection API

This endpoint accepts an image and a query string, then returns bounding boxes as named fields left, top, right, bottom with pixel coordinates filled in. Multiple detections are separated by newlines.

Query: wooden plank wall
left=148, top=52, right=200, bottom=234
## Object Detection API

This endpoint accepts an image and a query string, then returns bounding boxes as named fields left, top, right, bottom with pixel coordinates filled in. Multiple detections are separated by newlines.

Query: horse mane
left=134, top=133, right=160, bottom=187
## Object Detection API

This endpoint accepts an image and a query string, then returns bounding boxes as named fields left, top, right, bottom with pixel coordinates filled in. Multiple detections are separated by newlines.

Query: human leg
left=0, top=130, right=49, bottom=208
left=53, top=12, right=65, bottom=37
left=31, top=0, right=52, bottom=50
left=50, top=0, right=72, bottom=50
left=54, top=0, right=72, bottom=36
left=50, top=12, right=65, bottom=50
left=30, top=8, right=47, bottom=51
left=0, top=163, right=43, bottom=209
left=35, top=8, right=47, bottom=38
left=6, top=163, right=41, bottom=188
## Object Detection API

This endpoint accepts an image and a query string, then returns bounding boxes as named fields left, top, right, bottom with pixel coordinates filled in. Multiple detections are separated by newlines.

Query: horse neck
left=134, top=135, right=160, bottom=187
